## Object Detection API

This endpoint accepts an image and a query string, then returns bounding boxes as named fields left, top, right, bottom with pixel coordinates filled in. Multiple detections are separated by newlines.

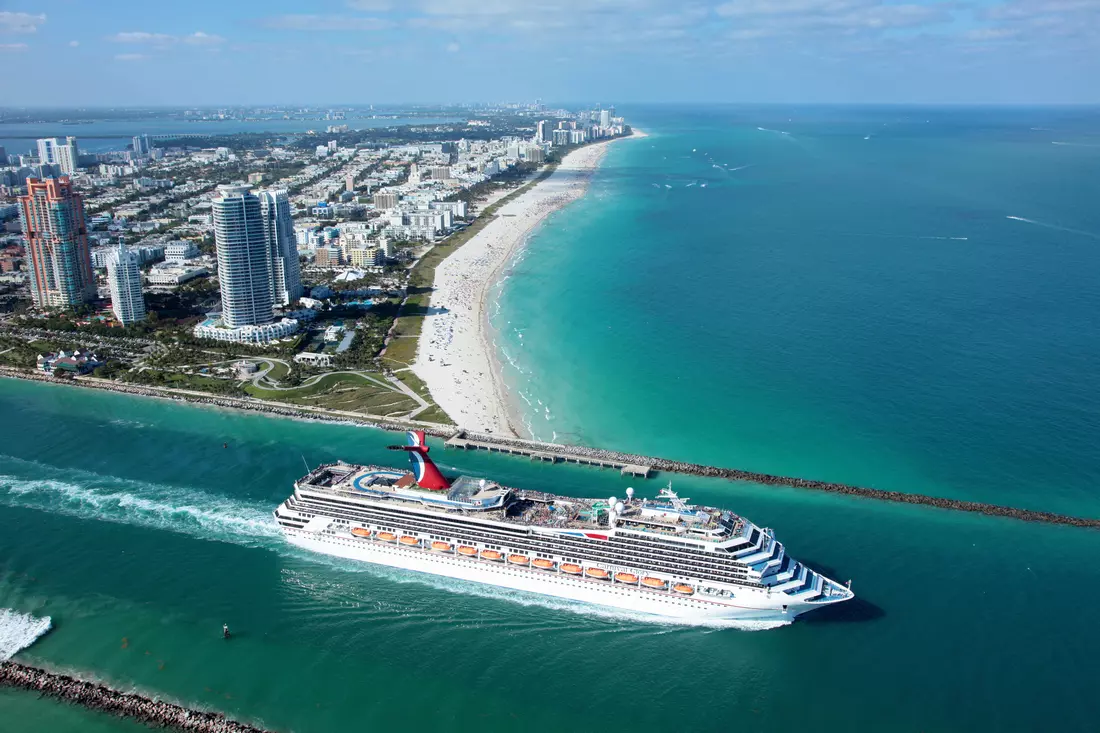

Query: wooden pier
left=445, top=433, right=652, bottom=478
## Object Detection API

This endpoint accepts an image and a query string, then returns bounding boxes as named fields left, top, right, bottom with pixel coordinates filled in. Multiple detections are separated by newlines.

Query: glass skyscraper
left=212, top=184, right=274, bottom=328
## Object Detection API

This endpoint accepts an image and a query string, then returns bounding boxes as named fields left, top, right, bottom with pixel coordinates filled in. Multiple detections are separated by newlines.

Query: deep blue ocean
left=2, top=106, right=1100, bottom=732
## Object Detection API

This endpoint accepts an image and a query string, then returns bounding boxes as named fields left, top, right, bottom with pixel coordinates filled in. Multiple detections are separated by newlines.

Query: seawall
left=2, top=367, right=1097, bottom=529
left=0, top=661, right=275, bottom=732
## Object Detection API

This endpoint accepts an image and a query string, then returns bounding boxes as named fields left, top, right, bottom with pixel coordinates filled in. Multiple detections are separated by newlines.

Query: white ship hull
left=284, top=527, right=812, bottom=623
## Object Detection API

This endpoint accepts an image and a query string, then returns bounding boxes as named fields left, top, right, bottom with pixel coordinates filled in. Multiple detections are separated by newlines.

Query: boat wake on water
left=1006, top=215, right=1100, bottom=240
left=0, top=471, right=281, bottom=548
left=0, top=609, right=52, bottom=661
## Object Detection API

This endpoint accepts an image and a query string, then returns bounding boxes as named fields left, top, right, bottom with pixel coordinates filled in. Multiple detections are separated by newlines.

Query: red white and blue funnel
left=390, top=431, right=450, bottom=490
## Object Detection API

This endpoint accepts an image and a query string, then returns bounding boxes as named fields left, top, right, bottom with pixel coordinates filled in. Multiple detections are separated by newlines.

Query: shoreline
left=412, top=131, right=647, bottom=436
left=1, top=368, right=1098, bottom=529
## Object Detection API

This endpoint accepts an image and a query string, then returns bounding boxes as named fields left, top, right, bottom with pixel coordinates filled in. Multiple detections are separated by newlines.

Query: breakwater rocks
left=3, top=367, right=1097, bottom=529
left=0, top=662, right=274, bottom=732
left=449, top=431, right=1100, bottom=529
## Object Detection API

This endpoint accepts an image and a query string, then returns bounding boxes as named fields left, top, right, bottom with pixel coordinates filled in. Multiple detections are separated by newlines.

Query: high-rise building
left=212, top=184, right=273, bottom=328
left=535, top=120, right=551, bottom=143
left=107, top=240, right=146, bottom=325
left=600, top=109, right=611, bottom=128
left=19, top=177, right=95, bottom=308
left=37, top=137, right=79, bottom=174
left=258, top=189, right=303, bottom=306
left=132, top=134, right=152, bottom=157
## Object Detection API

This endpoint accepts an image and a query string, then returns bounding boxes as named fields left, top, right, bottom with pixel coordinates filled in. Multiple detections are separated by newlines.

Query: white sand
left=412, top=132, right=645, bottom=435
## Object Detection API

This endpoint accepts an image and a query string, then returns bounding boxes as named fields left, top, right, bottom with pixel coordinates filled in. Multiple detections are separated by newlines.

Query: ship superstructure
left=274, top=431, right=853, bottom=622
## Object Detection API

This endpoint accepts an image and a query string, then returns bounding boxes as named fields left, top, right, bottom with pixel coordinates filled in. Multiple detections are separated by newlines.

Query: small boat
left=641, top=577, right=667, bottom=589
left=457, top=545, right=478, bottom=556
left=481, top=550, right=503, bottom=561
left=673, top=583, right=695, bottom=595
left=615, top=572, right=639, bottom=584
left=376, top=531, right=397, bottom=542
left=398, top=535, right=420, bottom=546
left=431, top=541, right=453, bottom=552
left=350, top=527, right=372, bottom=538
left=585, top=567, right=610, bottom=580
left=508, top=554, right=530, bottom=565
left=533, top=558, right=556, bottom=570
left=561, top=563, right=582, bottom=575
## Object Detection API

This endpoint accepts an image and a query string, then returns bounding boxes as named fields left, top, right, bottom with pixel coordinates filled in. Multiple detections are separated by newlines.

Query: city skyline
left=1, top=1, right=1099, bottom=106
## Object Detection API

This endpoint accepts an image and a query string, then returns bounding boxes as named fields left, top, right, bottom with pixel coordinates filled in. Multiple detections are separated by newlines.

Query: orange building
left=19, top=177, right=95, bottom=307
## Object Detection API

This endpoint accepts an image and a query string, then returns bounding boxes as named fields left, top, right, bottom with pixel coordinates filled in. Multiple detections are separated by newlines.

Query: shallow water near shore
left=494, top=105, right=1100, bottom=519
left=1, top=377, right=1100, bottom=732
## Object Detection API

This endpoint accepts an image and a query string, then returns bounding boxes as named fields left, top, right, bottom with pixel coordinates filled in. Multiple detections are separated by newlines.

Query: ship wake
left=0, top=468, right=281, bottom=549
left=0, top=609, right=52, bottom=661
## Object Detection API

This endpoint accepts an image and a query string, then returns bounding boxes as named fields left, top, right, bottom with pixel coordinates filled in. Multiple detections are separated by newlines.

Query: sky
left=1, top=0, right=1099, bottom=106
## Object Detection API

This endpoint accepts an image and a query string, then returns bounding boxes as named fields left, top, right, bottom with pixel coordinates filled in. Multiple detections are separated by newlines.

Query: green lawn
left=263, top=360, right=290, bottom=382
left=243, top=372, right=420, bottom=416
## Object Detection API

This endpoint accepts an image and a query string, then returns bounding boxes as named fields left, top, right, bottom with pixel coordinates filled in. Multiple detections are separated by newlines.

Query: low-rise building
left=37, top=350, right=103, bottom=374
left=192, top=317, right=299, bottom=344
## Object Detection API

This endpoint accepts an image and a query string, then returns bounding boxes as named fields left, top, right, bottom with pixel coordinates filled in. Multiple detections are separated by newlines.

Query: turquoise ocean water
left=494, top=105, right=1100, bottom=517
left=3, top=106, right=1100, bottom=731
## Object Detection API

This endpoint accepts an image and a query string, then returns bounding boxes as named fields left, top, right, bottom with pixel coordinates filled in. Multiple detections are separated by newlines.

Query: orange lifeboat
left=431, top=541, right=453, bottom=552
left=377, top=531, right=397, bottom=542
left=561, top=563, right=582, bottom=575
left=615, top=572, right=639, bottom=584
left=673, top=583, right=695, bottom=595
left=481, top=550, right=503, bottom=561
left=585, top=567, right=610, bottom=580
left=508, top=554, right=530, bottom=565
left=457, top=545, right=478, bottom=557
left=533, top=558, right=556, bottom=570
left=350, top=527, right=372, bottom=538
left=641, top=577, right=668, bottom=589
left=398, top=535, right=420, bottom=546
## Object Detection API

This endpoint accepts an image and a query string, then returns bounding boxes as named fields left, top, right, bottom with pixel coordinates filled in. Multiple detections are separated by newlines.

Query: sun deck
left=297, top=463, right=745, bottom=542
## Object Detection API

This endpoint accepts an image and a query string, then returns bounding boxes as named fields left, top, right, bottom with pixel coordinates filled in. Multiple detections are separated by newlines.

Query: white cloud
left=185, top=31, right=226, bottom=45
left=109, top=31, right=177, bottom=44
left=262, top=15, right=394, bottom=31
left=114, top=53, right=148, bottom=61
left=0, top=42, right=29, bottom=51
left=0, top=11, right=46, bottom=34
left=68, top=40, right=79, bottom=47
left=446, top=41, right=460, bottom=52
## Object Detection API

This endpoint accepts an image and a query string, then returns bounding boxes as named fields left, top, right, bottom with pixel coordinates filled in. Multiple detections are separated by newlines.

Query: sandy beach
left=412, top=132, right=645, bottom=435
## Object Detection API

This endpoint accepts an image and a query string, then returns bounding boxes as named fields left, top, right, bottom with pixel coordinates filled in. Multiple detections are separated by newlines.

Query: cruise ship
left=274, top=431, right=854, bottom=622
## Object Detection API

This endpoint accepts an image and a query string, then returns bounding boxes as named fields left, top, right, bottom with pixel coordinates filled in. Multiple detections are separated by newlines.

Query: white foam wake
left=0, top=473, right=281, bottom=548
left=0, top=609, right=52, bottom=661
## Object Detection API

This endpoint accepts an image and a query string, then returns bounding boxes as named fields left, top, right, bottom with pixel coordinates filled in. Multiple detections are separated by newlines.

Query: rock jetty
left=0, top=661, right=275, bottom=732
left=3, top=367, right=1097, bottom=529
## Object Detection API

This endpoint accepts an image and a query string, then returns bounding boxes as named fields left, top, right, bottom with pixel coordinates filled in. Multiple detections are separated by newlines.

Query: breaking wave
left=0, top=609, right=52, bottom=661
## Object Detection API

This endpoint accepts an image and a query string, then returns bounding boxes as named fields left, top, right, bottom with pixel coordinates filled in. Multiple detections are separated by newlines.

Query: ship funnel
left=386, top=430, right=451, bottom=490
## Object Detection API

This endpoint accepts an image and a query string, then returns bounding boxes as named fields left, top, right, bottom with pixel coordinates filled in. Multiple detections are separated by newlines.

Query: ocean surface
left=493, top=104, right=1100, bottom=518
left=1, top=379, right=1099, bottom=732
left=0, top=116, right=461, bottom=155
left=3, top=105, right=1100, bottom=731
